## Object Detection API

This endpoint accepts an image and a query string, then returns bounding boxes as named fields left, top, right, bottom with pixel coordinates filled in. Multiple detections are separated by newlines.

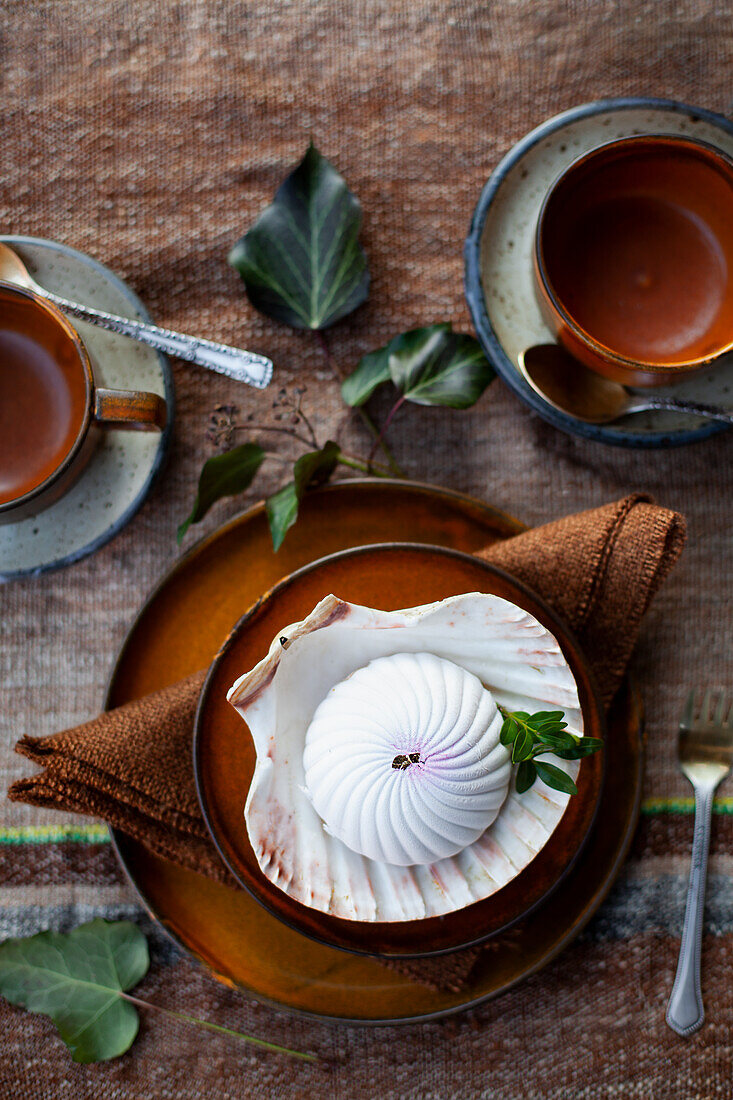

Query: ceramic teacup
left=534, top=134, right=733, bottom=387
left=0, top=282, right=167, bottom=523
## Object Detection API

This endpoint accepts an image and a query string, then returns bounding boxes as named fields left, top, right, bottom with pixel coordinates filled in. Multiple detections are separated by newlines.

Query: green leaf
left=340, top=346, right=391, bottom=407
left=229, top=143, right=369, bottom=330
left=527, top=710, right=565, bottom=724
left=554, top=737, right=604, bottom=760
left=341, top=324, right=495, bottom=411
left=0, top=919, right=148, bottom=1064
left=388, top=324, right=494, bottom=409
left=533, top=720, right=569, bottom=734
left=178, top=443, right=265, bottom=544
left=266, top=483, right=299, bottom=553
left=515, top=760, right=537, bottom=794
left=498, top=705, right=602, bottom=796
left=511, top=727, right=534, bottom=763
left=533, top=730, right=577, bottom=751
left=499, top=716, right=518, bottom=746
left=534, top=761, right=578, bottom=796
left=266, top=441, right=340, bottom=551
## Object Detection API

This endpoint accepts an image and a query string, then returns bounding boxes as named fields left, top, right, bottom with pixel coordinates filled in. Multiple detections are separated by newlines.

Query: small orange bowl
left=194, top=542, right=605, bottom=959
left=534, top=135, right=733, bottom=386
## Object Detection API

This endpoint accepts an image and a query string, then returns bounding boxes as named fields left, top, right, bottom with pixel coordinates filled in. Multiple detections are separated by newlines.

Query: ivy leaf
left=229, top=143, right=369, bottom=330
left=534, top=761, right=578, bottom=796
left=0, top=919, right=316, bottom=1063
left=0, top=919, right=148, bottom=1064
left=178, top=443, right=265, bottom=544
left=266, top=441, right=340, bottom=551
left=515, top=760, right=537, bottom=794
left=340, top=346, right=391, bottom=407
left=388, top=324, right=494, bottom=408
left=342, top=324, right=495, bottom=410
left=265, top=484, right=299, bottom=553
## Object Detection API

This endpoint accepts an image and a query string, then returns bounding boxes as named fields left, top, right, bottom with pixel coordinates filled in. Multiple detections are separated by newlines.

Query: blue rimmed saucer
left=0, top=237, right=174, bottom=580
left=465, top=97, right=733, bottom=448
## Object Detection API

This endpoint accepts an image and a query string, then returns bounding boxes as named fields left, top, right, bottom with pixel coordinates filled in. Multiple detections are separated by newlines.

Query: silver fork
left=666, top=689, right=733, bottom=1036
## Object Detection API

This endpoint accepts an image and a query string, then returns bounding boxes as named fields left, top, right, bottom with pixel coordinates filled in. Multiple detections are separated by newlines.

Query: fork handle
left=666, top=785, right=715, bottom=1036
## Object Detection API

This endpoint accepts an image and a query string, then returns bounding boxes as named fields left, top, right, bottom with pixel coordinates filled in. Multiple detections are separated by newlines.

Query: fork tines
left=680, top=689, right=733, bottom=731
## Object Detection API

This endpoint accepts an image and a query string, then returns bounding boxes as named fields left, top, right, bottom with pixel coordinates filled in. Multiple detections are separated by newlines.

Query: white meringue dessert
left=227, top=592, right=583, bottom=922
left=303, top=652, right=512, bottom=865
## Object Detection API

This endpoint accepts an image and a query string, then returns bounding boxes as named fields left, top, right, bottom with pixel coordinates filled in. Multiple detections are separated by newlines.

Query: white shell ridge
left=303, top=653, right=511, bottom=865
left=227, top=592, right=583, bottom=922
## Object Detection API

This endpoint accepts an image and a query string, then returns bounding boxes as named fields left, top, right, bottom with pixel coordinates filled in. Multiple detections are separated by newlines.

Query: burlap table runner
left=3, top=1, right=732, bottom=1096
left=9, top=494, right=685, bottom=990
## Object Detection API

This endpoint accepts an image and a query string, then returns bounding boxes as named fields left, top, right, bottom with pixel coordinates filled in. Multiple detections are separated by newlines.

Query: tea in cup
left=534, top=135, right=733, bottom=386
left=0, top=283, right=166, bottom=523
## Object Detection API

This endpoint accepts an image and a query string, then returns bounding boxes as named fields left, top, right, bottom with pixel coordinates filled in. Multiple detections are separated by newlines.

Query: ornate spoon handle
left=666, top=783, right=716, bottom=1036
left=642, top=397, right=733, bottom=424
left=42, top=289, right=273, bottom=390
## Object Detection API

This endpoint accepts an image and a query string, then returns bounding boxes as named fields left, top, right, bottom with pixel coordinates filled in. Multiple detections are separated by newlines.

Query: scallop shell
left=227, top=592, right=582, bottom=922
left=303, top=652, right=512, bottom=865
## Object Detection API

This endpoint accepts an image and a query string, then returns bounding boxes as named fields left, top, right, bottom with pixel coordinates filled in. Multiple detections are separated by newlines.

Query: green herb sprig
left=498, top=706, right=602, bottom=796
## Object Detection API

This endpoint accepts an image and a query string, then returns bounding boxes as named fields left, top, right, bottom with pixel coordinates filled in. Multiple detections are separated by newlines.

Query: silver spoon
left=519, top=344, right=733, bottom=425
left=0, top=241, right=273, bottom=390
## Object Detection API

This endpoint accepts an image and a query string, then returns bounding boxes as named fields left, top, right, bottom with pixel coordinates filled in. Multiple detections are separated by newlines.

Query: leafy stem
left=335, top=451, right=391, bottom=478
left=316, top=330, right=404, bottom=476
left=181, top=145, right=498, bottom=553
left=497, top=705, right=603, bottom=796
left=368, top=394, right=406, bottom=468
left=290, top=387, right=319, bottom=448
left=0, top=919, right=319, bottom=1066
left=121, top=994, right=317, bottom=1062
left=234, top=423, right=317, bottom=449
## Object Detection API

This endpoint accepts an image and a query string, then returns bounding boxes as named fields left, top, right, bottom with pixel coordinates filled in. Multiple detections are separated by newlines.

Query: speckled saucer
left=0, top=237, right=173, bottom=580
left=465, top=98, right=733, bottom=447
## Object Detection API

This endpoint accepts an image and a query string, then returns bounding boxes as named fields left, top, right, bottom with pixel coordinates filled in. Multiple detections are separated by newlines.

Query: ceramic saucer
left=0, top=236, right=173, bottom=580
left=465, top=97, right=733, bottom=447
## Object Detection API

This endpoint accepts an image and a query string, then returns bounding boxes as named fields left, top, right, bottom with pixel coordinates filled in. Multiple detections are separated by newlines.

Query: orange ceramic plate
left=108, top=480, right=643, bottom=1023
left=194, top=543, right=604, bottom=958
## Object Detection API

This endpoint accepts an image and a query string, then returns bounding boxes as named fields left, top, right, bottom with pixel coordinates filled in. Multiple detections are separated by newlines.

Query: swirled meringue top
left=302, top=651, right=512, bottom=866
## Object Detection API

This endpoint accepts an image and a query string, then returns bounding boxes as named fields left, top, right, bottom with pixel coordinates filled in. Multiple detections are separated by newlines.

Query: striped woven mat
left=2, top=2, right=732, bottom=1096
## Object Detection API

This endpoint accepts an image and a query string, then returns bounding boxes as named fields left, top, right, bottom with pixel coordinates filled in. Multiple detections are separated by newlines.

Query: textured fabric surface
left=1, top=0, right=733, bottom=1096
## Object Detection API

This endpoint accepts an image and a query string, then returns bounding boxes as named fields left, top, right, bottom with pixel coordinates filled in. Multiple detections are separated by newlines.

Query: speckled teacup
left=0, top=282, right=166, bottom=524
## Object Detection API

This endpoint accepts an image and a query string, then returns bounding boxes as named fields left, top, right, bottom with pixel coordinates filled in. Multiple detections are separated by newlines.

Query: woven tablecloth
left=1, top=3, right=732, bottom=1097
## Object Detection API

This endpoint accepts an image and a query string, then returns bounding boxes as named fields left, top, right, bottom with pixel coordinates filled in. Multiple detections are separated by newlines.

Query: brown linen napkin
left=9, top=494, right=686, bottom=991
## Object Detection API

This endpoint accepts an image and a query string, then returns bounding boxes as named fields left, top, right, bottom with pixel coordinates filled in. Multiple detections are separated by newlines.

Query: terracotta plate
left=194, top=543, right=605, bottom=957
left=108, top=480, right=643, bottom=1023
